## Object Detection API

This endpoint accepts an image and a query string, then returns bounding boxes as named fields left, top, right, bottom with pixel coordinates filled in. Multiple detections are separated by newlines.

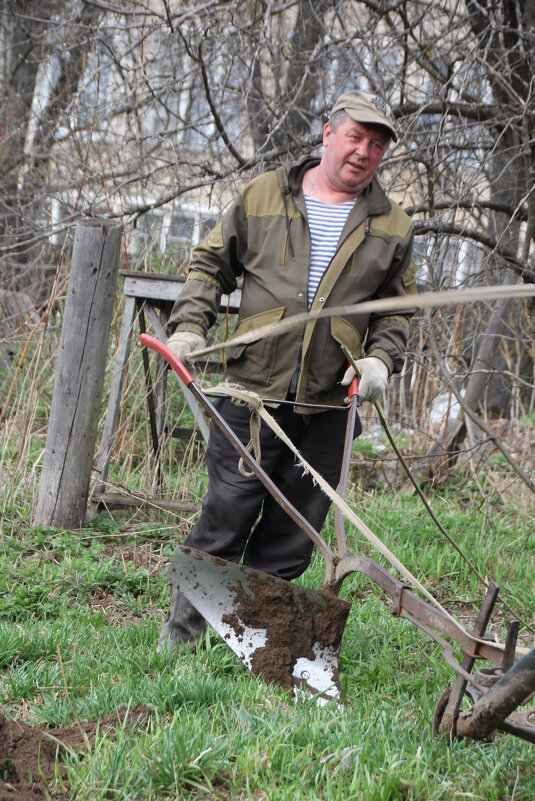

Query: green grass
left=1, top=489, right=534, bottom=800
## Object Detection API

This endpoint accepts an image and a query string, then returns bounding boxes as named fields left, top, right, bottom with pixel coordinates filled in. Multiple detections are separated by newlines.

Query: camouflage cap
left=330, top=90, right=397, bottom=142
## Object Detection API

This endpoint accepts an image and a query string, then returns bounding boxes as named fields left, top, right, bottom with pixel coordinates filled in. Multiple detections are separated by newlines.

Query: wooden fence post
left=34, top=218, right=123, bottom=528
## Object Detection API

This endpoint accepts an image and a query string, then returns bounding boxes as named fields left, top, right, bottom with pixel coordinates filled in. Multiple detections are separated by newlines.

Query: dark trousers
left=183, top=397, right=361, bottom=581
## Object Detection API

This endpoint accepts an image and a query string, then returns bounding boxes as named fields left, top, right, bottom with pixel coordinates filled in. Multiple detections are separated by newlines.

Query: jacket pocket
left=226, top=306, right=286, bottom=370
left=330, top=315, right=363, bottom=359
left=402, top=258, right=417, bottom=289
left=349, top=229, right=392, bottom=275
left=281, top=220, right=294, bottom=268
left=230, top=306, right=285, bottom=342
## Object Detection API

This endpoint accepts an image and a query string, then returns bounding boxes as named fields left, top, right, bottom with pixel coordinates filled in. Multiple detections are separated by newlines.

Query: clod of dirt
left=222, top=575, right=351, bottom=693
left=0, top=706, right=150, bottom=801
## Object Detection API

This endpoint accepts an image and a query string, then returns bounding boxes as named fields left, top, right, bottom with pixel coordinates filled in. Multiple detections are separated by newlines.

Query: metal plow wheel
left=176, top=545, right=350, bottom=700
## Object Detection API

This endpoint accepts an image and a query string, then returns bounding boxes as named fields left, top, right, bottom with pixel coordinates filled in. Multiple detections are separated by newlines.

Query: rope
left=203, top=380, right=535, bottom=653
left=190, top=284, right=535, bottom=360
left=341, top=347, right=535, bottom=635
left=210, top=382, right=469, bottom=636
left=212, top=384, right=263, bottom=476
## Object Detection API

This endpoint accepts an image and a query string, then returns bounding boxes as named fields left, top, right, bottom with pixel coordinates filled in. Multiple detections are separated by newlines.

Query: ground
left=0, top=707, right=150, bottom=800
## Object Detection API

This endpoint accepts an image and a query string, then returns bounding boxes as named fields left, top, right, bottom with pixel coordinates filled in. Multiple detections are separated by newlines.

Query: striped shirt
left=304, top=195, right=356, bottom=309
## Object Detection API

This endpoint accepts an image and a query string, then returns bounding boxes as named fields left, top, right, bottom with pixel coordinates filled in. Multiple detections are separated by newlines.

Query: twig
left=190, top=285, right=535, bottom=359
left=426, top=312, right=535, bottom=496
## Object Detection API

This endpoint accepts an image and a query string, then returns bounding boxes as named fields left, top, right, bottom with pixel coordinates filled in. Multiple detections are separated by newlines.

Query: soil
left=0, top=706, right=150, bottom=801
left=98, top=541, right=170, bottom=574
left=89, top=587, right=161, bottom=624
left=221, top=570, right=351, bottom=695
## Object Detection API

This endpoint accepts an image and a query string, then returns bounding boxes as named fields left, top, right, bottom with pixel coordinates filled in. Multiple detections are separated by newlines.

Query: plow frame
left=140, top=333, right=535, bottom=745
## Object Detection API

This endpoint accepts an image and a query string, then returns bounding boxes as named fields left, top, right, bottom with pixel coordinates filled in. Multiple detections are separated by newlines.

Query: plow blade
left=174, top=545, right=351, bottom=701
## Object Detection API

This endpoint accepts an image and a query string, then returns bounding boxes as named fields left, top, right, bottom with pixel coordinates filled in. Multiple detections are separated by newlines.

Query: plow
left=141, top=333, right=535, bottom=745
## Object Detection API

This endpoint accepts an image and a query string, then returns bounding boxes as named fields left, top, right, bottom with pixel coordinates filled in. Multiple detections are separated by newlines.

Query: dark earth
left=0, top=706, right=150, bottom=801
left=221, top=570, right=351, bottom=693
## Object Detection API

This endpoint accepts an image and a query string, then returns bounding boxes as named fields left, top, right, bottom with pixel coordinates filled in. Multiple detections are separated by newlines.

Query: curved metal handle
left=348, top=375, right=359, bottom=398
left=139, top=333, right=195, bottom=387
left=140, top=331, right=337, bottom=584
left=334, top=371, right=359, bottom=562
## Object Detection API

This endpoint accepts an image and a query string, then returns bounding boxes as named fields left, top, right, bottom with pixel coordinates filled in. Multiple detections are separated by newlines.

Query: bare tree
left=0, top=1, right=101, bottom=287
left=0, top=0, right=533, bottom=497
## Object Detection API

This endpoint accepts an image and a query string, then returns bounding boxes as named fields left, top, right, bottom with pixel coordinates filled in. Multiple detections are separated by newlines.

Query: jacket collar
left=281, top=157, right=392, bottom=217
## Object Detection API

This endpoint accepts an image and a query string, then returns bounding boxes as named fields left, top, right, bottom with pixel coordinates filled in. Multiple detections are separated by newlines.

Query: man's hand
left=166, top=331, right=206, bottom=364
left=341, top=356, right=389, bottom=402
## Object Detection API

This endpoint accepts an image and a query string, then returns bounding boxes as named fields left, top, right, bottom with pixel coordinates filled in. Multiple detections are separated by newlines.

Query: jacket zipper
left=291, top=216, right=373, bottom=401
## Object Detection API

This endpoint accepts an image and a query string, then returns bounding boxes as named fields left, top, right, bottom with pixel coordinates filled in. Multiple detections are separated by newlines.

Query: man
left=158, top=90, right=417, bottom=652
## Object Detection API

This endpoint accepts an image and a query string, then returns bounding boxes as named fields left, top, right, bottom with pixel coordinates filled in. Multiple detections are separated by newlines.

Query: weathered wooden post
left=34, top=218, right=123, bottom=528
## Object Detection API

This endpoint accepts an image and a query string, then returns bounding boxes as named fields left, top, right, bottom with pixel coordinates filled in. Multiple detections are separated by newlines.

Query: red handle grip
left=139, top=333, right=195, bottom=387
left=348, top=375, right=359, bottom=398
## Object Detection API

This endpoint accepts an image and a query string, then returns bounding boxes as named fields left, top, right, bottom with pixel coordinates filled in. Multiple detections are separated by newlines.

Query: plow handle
left=139, top=333, right=195, bottom=387
left=334, top=372, right=359, bottom=562
left=348, top=375, right=359, bottom=399
left=139, top=332, right=337, bottom=581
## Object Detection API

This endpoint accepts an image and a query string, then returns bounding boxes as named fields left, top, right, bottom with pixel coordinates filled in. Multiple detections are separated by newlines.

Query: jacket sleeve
left=364, top=226, right=417, bottom=375
left=167, top=194, right=247, bottom=337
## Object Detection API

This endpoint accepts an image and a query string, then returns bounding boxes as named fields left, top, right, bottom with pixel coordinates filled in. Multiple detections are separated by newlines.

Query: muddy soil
left=221, top=569, right=351, bottom=694
left=0, top=706, right=150, bottom=801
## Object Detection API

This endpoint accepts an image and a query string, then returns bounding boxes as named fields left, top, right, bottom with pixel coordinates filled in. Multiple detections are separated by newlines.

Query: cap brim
left=344, top=108, right=398, bottom=142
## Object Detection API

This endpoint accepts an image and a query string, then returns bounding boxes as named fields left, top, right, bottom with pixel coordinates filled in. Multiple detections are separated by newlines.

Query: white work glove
left=166, top=331, right=206, bottom=364
left=341, top=356, right=389, bottom=403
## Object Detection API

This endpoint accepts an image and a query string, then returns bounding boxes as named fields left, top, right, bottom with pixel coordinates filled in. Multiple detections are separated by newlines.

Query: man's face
left=322, top=116, right=390, bottom=195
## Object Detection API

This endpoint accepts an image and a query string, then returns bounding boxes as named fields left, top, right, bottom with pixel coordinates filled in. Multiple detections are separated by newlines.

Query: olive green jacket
left=169, top=158, right=417, bottom=407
